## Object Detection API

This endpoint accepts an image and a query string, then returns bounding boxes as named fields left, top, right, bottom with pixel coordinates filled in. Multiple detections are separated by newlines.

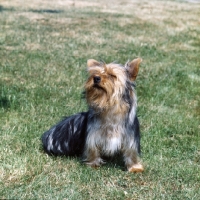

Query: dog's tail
left=42, top=112, right=88, bottom=156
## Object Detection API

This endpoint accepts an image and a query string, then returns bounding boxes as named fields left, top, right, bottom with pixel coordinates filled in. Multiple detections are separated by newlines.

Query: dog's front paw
left=128, top=163, right=144, bottom=173
left=85, top=157, right=105, bottom=168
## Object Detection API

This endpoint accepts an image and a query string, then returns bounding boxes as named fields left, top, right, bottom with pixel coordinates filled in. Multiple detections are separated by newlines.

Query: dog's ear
left=87, top=59, right=101, bottom=68
left=125, top=58, right=142, bottom=81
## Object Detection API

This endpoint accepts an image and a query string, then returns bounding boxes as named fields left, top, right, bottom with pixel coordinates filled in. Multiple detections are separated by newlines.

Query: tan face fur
left=84, top=58, right=141, bottom=112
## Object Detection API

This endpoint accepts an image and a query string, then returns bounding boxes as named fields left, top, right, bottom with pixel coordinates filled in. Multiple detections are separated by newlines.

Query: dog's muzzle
left=93, top=76, right=101, bottom=84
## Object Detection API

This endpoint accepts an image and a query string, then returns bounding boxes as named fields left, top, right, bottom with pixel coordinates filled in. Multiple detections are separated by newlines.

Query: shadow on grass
left=80, top=155, right=126, bottom=171
left=41, top=144, right=126, bottom=171
left=102, top=155, right=126, bottom=171
left=0, top=5, right=15, bottom=12
left=0, top=85, right=20, bottom=110
left=30, top=9, right=64, bottom=14
left=0, top=96, right=11, bottom=109
left=0, top=5, right=64, bottom=14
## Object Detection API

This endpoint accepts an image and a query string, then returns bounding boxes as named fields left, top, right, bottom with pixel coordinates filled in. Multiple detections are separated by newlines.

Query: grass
left=0, top=0, right=200, bottom=199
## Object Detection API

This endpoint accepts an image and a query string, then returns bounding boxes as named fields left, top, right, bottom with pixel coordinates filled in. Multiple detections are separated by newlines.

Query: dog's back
left=42, top=112, right=88, bottom=156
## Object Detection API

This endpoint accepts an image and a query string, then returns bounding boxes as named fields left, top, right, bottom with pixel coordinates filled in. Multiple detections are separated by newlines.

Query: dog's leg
left=123, top=149, right=144, bottom=172
left=83, top=147, right=105, bottom=168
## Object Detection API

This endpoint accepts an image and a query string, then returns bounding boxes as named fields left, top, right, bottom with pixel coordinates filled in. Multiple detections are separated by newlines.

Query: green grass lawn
left=0, top=0, right=200, bottom=199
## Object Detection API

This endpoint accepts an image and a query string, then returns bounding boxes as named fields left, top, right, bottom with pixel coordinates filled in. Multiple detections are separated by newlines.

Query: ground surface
left=0, top=0, right=200, bottom=199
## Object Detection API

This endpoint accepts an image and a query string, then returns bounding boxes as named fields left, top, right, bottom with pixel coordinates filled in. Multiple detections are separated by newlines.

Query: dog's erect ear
left=87, top=59, right=101, bottom=68
left=125, top=58, right=142, bottom=81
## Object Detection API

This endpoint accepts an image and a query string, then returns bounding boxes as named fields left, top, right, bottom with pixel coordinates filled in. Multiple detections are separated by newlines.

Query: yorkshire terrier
left=42, top=58, right=144, bottom=172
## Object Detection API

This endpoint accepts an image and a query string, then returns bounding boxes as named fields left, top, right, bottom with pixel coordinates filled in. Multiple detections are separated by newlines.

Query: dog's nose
left=93, top=76, right=101, bottom=84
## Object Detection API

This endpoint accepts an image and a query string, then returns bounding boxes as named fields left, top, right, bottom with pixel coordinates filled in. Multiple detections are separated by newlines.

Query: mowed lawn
left=0, top=0, right=200, bottom=199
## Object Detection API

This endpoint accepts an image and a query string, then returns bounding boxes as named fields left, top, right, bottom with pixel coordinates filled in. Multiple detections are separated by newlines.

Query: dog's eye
left=109, top=74, right=117, bottom=79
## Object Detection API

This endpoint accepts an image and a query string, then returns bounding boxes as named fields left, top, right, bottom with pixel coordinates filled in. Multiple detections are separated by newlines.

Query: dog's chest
left=102, top=133, right=122, bottom=155
left=91, top=118, right=125, bottom=155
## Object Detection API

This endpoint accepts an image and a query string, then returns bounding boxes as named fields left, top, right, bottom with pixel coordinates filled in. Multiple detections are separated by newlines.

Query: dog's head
left=84, top=58, right=142, bottom=112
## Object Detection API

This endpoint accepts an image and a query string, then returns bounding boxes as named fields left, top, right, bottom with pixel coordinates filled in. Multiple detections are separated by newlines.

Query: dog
left=42, top=58, right=144, bottom=172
